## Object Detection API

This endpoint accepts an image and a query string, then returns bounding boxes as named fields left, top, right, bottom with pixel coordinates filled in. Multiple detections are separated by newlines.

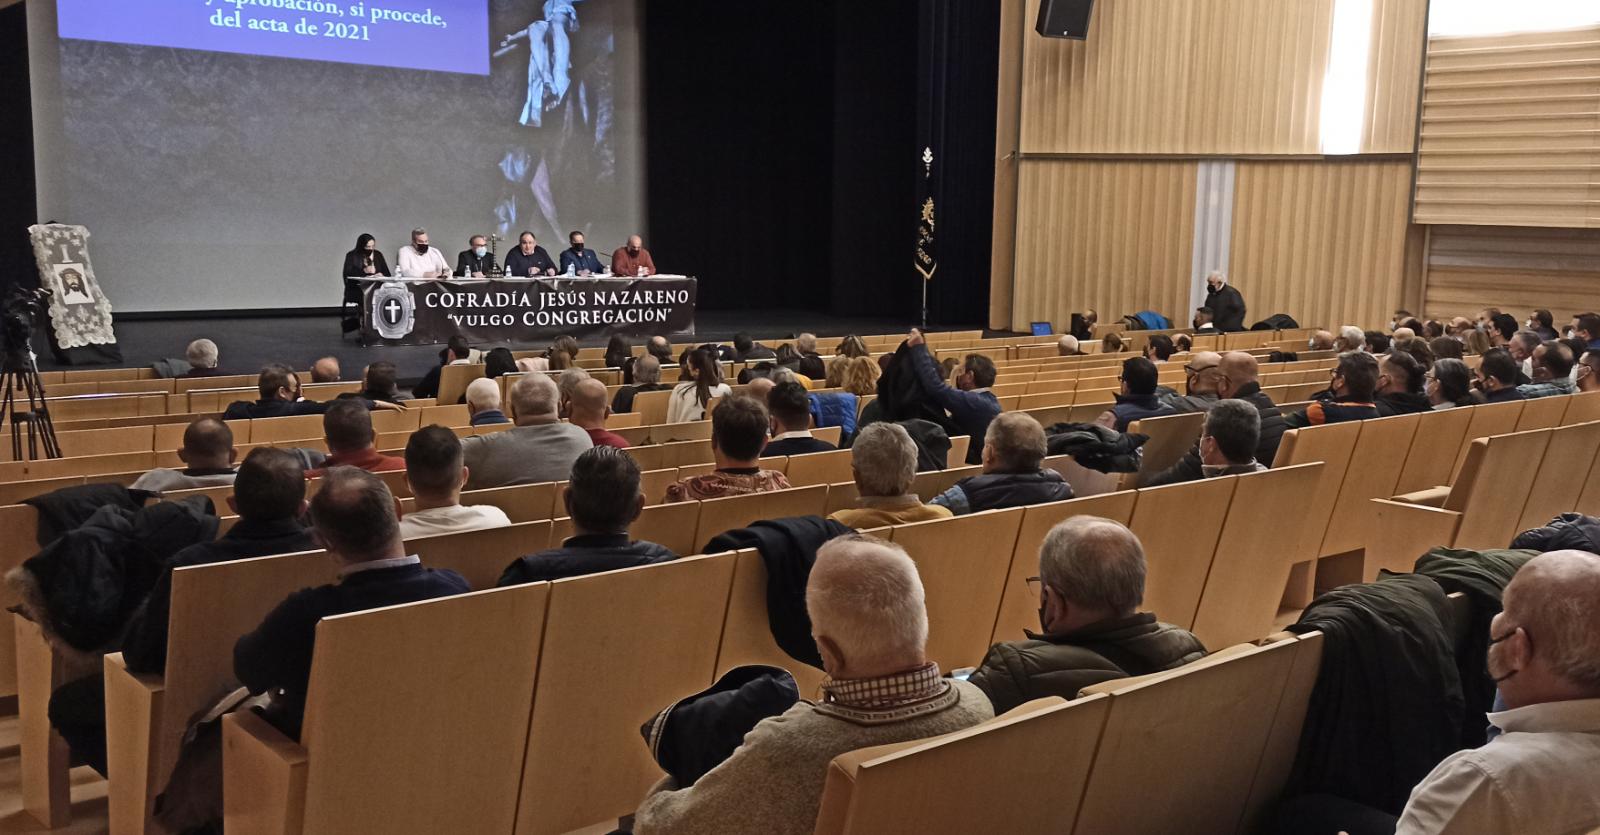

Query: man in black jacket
left=930, top=412, right=1072, bottom=515
left=454, top=234, right=498, bottom=277
left=762, top=382, right=836, bottom=457
left=223, top=364, right=397, bottom=420
left=1146, top=352, right=1286, bottom=486
left=611, top=354, right=671, bottom=414
left=498, top=447, right=676, bottom=585
left=234, top=467, right=468, bottom=737
left=969, top=516, right=1206, bottom=712
left=504, top=231, right=557, bottom=277
left=1375, top=350, right=1431, bottom=416
left=1203, top=271, right=1247, bottom=332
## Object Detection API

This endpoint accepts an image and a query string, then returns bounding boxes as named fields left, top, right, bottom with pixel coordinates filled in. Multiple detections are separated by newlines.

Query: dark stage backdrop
left=0, top=4, right=36, bottom=297
left=645, top=0, right=998, bottom=326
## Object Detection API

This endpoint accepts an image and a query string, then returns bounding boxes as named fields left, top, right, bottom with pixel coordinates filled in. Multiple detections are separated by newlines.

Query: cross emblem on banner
left=384, top=298, right=402, bottom=323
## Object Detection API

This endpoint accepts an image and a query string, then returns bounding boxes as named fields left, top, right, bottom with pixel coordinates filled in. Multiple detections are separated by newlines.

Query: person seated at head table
left=455, top=233, right=498, bottom=278
left=559, top=229, right=606, bottom=276
left=611, top=234, right=657, bottom=277
left=394, top=227, right=452, bottom=278
left=504, top=231, right=558, bottom=277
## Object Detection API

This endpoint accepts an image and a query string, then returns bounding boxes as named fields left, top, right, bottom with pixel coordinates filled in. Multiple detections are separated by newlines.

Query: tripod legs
left=2, top=366, right=62, bottom=462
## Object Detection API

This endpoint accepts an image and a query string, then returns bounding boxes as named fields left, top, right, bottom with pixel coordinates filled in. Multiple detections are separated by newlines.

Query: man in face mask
left=455, top=234, right=498, bottom=278
left=559, top=230, right=605, bottom=276
left=395, top=227, right=452, bottom=278
left=1395, top=550, right=1600, bottom=834
left=610, top=234, right=657, bottom=277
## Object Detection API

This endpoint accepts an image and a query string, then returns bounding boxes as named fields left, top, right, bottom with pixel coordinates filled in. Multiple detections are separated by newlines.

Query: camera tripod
left=2, top=352, right=61, bottom=461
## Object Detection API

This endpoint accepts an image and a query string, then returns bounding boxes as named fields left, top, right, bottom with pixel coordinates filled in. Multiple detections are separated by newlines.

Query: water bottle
left=566, top=260, right=576, bottom=277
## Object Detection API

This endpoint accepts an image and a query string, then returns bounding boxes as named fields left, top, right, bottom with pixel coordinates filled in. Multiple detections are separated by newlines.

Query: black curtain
left=0, top=3, right=36, bottom=296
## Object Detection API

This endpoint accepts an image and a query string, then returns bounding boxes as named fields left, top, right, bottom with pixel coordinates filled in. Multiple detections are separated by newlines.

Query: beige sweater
left=634, top=680, right=993, bottom=835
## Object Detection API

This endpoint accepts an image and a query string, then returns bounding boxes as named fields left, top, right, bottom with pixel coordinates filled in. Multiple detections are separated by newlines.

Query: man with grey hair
left=395, top=227, right=451, bottom=278
left=1204, top=269, right=1247, bottom=332
left=829, top=423, right=951, bottom=528
left=1507, top=330, right=1541, bottom=381
left=612, top=354, right=671, bottom=413
left=794, top=332, right=826, bottom=379
left=931, top=412, right=1072, bottom=515
left=1057, top=334, right=1082, bottom=356
left=634, top=534, right=992, bottom=834
left=460, top=372, right=591, bottom=489
left=1334, top=325, right=1366, bottom=353
left=557, top=366, right=591, bottom=417
left=1396, top=550, right=1600, bottom=834
left=465, top=377, right=510, bottom=426
left=968, top=517, right=1206, bottom=712
left=1196, top=399, right=1266, bottom=477
left=184, top=339, right=221, bottom=377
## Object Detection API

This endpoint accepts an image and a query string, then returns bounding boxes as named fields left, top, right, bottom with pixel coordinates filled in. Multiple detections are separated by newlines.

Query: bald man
left=611, top=234, right=656, bottom=277
left=1396, top=550, right=1600, bottom=834
left=1162, top=350, right=1224, bottom=413
left=568, top=377, right=629, bottom=449
left=1308, top=330, right=1335, bottom=352
left=130, top=417, right=239, bottom=492
left=1144, top=352, right=1286, bottom=486
left=1057, top=334, right=1082, bottom=356
left=310, top=356, right=341, bottom=383
left=744, top=376, right=777, bottom=403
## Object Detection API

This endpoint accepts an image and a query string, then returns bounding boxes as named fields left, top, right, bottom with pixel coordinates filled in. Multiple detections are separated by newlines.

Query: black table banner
left=358, top=276, right=697, bottom=346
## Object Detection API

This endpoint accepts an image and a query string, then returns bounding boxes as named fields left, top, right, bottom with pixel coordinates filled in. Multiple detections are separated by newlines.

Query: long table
left=357, top=275, right=697, bottom=346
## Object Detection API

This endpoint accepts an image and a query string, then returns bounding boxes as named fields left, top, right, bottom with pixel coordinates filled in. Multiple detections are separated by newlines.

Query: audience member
left=613, top=354, right=670, bottom=414
left=223, top=365, right=347, bottom=419
left=664, top=397, right=790, bottom=502
left=1285, top=352, right=1381, bottom=427
left=832, top=354, right=881, bottom=397
left=1334, top=326, right=1365, bottom=353
left=1097, top=357, right=1176, bottom=432
left=1464, top=327, right=1494, bottom=356
left=1489, top=313, right=1519, bottom=348
left=1476, top=348, right=1526, bottom=403
left=1578, top=351, right=1600, bottom=393
left=1146, top=353, right=1284, bottom=485
left=1422, top=320, right=1445, bottom=340
left=1173, top=333, right=1192, bottom=353
left=1508, top=331, right=1541, bottom=380
left=569, top=378, right=630, bottom=449
left=605, top=334, right=636, bottom=383
left=557, top=367, right=592, bottom=417
left=411, top=336, right=474, bottom=399
left=461, top=374, right=592, bottom=489
left=1477, top=307, right=1503, bottom=331
left=666, top=348, right=732, bottom=423
left=1431, top=336, right=1465, bottom=361
left=829, top=423, right=952, bottom=528
left=1394, top=336, right=1435, bottom=371
left=645, top=335, right=675, bottom=364
left=1574, top=313, right=1600, bottom=352
left=835, top=334, right=870, bottom=358
left=1204, top=271, right=1247, bottom=331
left=359, top=360, right=406, bottom=404
left=1391, top=327, right=1415, bottom=342
left=1308, top=330, right=1335, bottom=351
left=465, top=378, right=511, bottom=426
left=794, top=332, right=827, bottom=379
left=969, top=517, right=1205, bottom=713
left=1197, top=399, right=1267, bottom=476
left=50, top=448, right=317, bottom=775
left=1527, top=309, right=1558, bottom=341
left=905, top=330, right=1000, bottom=465
left=498, top=448, right=675, bottom=585
left=1427, top=359, right=1475, bottom=410
left=632, top=534, right=993, bottom=834
left=234, top=467, right=469, bottom=736
left=1193, top=306, right=1217, bottom=331
left=310, top=356, right=341, bottom=384
left=931, top=413, right=1072, bottom=514
left=1364, top=331, right=1391, bottom=354
left=484, top=347, right=519, bottom=379
left=130, top=418, right=238, bottom=492
left=1145, top=334, right=1176, bottom=364
left=1519, top=341, right=1577, bottom=399
left=763, top=381, right=835, bottom=456
left=1056, top=334, right=1083, bottom=356
left=732, top=332, right=776, bottom=362
left=305, top=400, right=405, bottom=477
left=1102, top=332, right=1127, bottom=354
left=184, top=339, right=221, bottom=377
left=744, top=375, right=778, bottom=402
left=1395, top=551, right=1600, bottom=834
left=1375, top=350, right=1431, bottom=416
left=397, top=426, right=512, bottom=539
left=1163, top=351, right=1224, bottom=412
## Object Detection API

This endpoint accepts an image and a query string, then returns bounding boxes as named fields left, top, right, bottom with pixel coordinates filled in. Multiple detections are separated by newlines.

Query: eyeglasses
left=1184, top=364, right=1217, bottom=375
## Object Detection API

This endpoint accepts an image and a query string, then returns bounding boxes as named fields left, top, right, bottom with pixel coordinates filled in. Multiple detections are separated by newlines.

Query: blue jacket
left=1107, top=393, right=1175, bottom=432
left=906, top=346, right=1001, bottom=465
left=808, top=393, right=859, bottom=438
left=559, top=247, right=606, bottom=274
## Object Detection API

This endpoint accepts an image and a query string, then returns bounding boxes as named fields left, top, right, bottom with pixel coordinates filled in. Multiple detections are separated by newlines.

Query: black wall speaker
left=1035, top=0, right=1094, bottom=39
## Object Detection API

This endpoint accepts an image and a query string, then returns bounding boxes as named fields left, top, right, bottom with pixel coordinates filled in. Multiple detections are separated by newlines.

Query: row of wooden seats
left=52, top=461, right=1320, bottom=834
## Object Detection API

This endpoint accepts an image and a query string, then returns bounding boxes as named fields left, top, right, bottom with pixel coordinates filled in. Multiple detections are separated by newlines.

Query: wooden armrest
left=223, top=710, right=307, bottom=835
left=1078, top=642, right=1260, bottom=697
left=1365, top=499, right=1461, bottom=582
left=103, top=652, right=165, bottom=835
left=1392, top=486, right=1451, bottom=507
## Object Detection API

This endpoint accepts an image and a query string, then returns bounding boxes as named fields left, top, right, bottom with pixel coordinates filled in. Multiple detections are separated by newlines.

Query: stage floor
left=33, top=309, right=966, bottom=386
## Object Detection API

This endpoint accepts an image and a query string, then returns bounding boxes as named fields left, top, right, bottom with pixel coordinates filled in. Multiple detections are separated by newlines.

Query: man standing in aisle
left=611, top=235, right=657, bottom=276
left=395, top=228, right=452, bottom=278
left=455, top=234, right=498, bottom=278
left=1204, top=271, right=1247, bottom=332
left=560, top=230, right=605, bottom=275
left=505, top=231, right=557, bottom=277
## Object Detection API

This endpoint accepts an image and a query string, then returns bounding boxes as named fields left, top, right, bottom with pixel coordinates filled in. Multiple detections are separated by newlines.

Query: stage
left=31, top=309, right=972, bottom=387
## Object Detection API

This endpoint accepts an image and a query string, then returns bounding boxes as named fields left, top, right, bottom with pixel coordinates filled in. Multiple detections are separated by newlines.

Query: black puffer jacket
left=1045, top=423, right=1148, bottom=473
left=1511, top=513, right=1600, bottom=553
left=932, top=470, right=1073, bottom=515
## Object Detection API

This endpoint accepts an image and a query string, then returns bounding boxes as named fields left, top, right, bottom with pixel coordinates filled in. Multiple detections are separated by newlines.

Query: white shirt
left=666, top=382, right=732, bottom=423
left=339, top=554, right=421, bottom=579
left=770, top=430, right=814, bottom=442
left=1396, top=698, right=1600, bottom=835
left=394, top=245, right=452, bottom=278
left=398, top=503, right=513, bottom=540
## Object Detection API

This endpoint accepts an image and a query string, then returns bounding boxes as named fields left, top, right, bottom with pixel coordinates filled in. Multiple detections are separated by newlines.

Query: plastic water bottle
left=566, top=261, right=576, bottom=277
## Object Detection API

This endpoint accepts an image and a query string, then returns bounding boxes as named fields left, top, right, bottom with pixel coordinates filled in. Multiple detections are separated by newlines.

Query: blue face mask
left=473, top=246, right=487, bottom=257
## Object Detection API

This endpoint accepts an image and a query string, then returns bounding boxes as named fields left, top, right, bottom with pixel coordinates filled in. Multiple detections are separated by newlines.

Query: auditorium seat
left=407, top=520, right=555, bottom=589
left=781, top=449, right=853, bottom=487
left=813, top=695, right=1109, bottom=835
left=713, top=547, right=827, bottom=696
left=1126, top=411, right=1205, bottom=487
left=888, top=509, right=1023, bottom=671
left=224, top=585, right=549, bottom=835
left=1127, top=477, right=1235, bottom=630
left=693, top=484, right=830, bottom=552
left=1516, top=420, right=1600, bottom=532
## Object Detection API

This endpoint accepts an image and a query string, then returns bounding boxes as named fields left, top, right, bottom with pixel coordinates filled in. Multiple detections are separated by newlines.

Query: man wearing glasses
left=1162, top=351, right=1225, bottom=413
left=1284, top=352, right=1382, bottom=428
left=966, top=516, right=1206, bottom=713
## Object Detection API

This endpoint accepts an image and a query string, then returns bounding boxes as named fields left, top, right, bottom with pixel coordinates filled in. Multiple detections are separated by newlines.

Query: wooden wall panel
left=1229, top=159, right=1415, bottom=330
left=1415, top=26, right=1600, bottom=227
left=1010, top=160, right=1195, bottom=332
left=1018, top=0, right=1425, bottom=155
left=1422, top=225, right=1600, bottom=323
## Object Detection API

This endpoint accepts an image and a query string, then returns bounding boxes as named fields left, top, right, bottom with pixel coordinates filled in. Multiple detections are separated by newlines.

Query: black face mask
left=571, top=242, right=584, bottom=251
left=414, top=243, right=429, bottom=254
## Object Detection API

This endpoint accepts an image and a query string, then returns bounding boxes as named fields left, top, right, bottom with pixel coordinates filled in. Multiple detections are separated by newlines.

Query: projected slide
left=56, top=0, right=489, bottom=74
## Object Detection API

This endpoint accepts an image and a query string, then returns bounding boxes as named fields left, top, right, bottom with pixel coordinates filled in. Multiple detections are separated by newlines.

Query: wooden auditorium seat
left=692, top=484, right=830, bottom=552
left=1127, top=477, right=1235, bottom=630
left=888, top=509, right=1023, bottom=672
left=1516, top=420, right=1600, bottom=532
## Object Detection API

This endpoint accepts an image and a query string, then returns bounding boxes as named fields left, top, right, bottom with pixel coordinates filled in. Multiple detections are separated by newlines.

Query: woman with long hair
left=837, top=355, right=881, bottom=397
left=666, top=347, right=731, bottom=422
left=605, top=334, right=635, bottom=383
left=1463, top=328, right=1493, bottom=356
left=340, top=233, right=390, bottom=333
left=835, top=335, right=869, bottom=358
left=1427, top=359, right=1475, bottom=409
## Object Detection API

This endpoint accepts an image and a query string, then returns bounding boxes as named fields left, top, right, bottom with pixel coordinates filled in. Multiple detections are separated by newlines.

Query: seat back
left=1451, top=400, right=1525, bottom=481
left=1449, top=429, right=1552, bottom=550
left=714, top=548, right=828, bottom=697
left=1128, top=477, right=1236, bottom=630
left=1319, top=414, right=1419, bottom=557
left=1127, top=412, right=1205, bottom=487
left=1073, top=640, right=1299, bottom=835
left=300, top=585, right=548, bottom=835
left=1563, top=391, right=1600, bottom=425
left=813, top=695, right=1111, bottom=835
left=694, top=484, right=830, bottom=552
left=549, top=500, right=702, bottom=557
left=1394, top=406, right=1473, bottom=494
left=406, top=520, right=553, bottom=589
left=250, top=414, right=326, bottom=444
left=436, top=363, right=485, bottom=409
left=1190, top=463, right=1325, bottom=649
left=1515, top=394, right=1570, bottom=431
left=1518, top=420, right=1600, bottom=532
left=630, top=388, right=675, bottom=425
left=991, top=493, right=1139, bottom=646
left=1271, top=421, right=1360, bottom=560
left=889, top=509, right=1024, bottom=671
left=515, top=554, right=737, bottom=835
left=783, top=449, right=854, bottom=487
left=1241, top=631, right=1326, bottom=833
